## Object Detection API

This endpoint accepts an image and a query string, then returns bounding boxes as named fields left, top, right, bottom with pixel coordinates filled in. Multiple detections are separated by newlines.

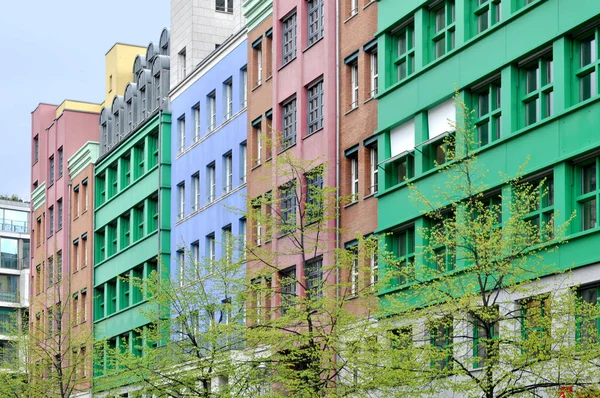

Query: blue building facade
left=170, top=29, right=248, bottom=295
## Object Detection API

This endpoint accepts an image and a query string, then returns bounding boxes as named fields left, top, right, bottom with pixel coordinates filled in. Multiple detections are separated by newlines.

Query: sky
left=0, top=0, right=170, bottom=200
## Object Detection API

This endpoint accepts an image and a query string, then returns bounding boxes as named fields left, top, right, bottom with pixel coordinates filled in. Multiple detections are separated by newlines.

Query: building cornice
left=243, top=0, right=273, bottom=32
left=68, top=141, right=100, bottom=180
left=31, top=182, right=46, bottom=211
left=170, top=28, right=248, bottom=100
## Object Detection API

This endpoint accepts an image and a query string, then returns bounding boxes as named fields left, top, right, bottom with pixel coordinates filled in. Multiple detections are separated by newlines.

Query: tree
left=355, top=92, right=600, bottom=398
left=0, top=263, right=94, bottom=398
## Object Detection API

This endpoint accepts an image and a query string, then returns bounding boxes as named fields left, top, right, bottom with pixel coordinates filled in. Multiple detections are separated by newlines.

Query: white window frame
left=208, top=164, right=216, bottom=202
left=225, top=154, right=233, bottom=193
left=178, top=250, right=185, bottom=287
left=194, top=106, right=200, bottom=142
left=193, top=173, right=200, bottom=212
left=179, top=116, right=186, bottom=153
left=351, top=156, right=359, bottom=201
left=371, top=253, right=378, bottom=286
left=178, top=183, right=185, bottom=221
left=370, top=51, right=379, bottom=97
left=241, top=143, right=247, bottom=183
left=257, top=48, right=263, bottom=85
left=256, top=127, right=262, bottom=165
left=351, top=63, right=359, bottom=109
left=242, top=68, right=248, bottom=107
left=225, top=81, right=233, bottom=120
left=208, top=235, right=216, bottom=269
left=351, top=257, right=359, bottom=296
left=350, top=0, right=358, bottom=16
left=209, top=93, right=217, bottom=132
left=370, top=146, right=378, bottom=194
left=179, top=49, right=187, bottom=81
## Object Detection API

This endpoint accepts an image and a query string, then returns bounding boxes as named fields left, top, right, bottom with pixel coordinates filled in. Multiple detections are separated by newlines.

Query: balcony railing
left=0, top=291, right=18, bottom=303
left=0, top=219, right=28, bottom=234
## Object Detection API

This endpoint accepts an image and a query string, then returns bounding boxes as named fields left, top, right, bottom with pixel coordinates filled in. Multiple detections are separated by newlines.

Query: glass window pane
left=526, top=66, right=539, bottom=94
left=582, top=199, right=597, bottom=230
left=494, top=115, right=502, bottom=140
left=493, top=85, right=501, bottom=109
left=525, top=98, right=538, bottom=126
left=435, top=39, right=445, bottom=59
left=398, top=60, right=407, bottom=80
left=478, top=92, right=490, bottom=117
left=581, top=36, right=596, bottom=67
left=0, top=239, right=18, bottom=270
left=435, top=7, right=445, bottom=32
left=478, top=11, right=489, bottom=33
left=478, top=122, right=489, bottom=146
left=398, top=31, right=407, bottom=56
left=545, top=59, right=553, bottom=84
left=449, top=29, right=455, bottom=50
left=545, top=90, right=554, bottom=118
left=583, top=164, right=597, bottom=194
left=580, top=71, right=597, bottom=101
left=450, top=1, right=455, bottom=23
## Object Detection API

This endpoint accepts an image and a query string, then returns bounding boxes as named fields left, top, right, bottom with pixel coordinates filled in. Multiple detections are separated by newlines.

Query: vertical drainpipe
left=335, top=0, right=341, bottom=303
left=66, top=179, right=72, bottom=368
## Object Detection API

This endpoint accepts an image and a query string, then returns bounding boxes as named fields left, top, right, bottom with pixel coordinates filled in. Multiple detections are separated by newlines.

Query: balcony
left=0, top=219, right=28, bottom=234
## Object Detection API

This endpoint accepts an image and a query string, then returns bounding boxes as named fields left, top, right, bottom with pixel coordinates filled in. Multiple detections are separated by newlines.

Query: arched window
left=124, top=83, right=138, bottom=133
left=159, top=28, right=170, bottom=56
left=111, top=96, right=125, bottom=142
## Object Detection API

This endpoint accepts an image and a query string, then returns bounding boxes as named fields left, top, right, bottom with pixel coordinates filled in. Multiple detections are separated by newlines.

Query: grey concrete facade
left=170, top=0, right=244, bottom=88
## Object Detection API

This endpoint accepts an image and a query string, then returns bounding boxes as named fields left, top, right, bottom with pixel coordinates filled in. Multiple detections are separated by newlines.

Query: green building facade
left=93, top=110, right=171, bottom=376
left=375, top=0, right=600, bottom=306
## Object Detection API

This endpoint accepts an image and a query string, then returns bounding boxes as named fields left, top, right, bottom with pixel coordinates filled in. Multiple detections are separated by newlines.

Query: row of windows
left=280, top=0, right=324, bottom=69
left=345, top=144, right=378, bottom=203
left=33, top=251, right=62, bottom=295
left=71, top=179, right=90, bottom=220
left=93, top=260, right=156, bottom=322
left=344, top=45, right=378, bottom=111
left=176, top=220, right=245, bottom=287
left=95, top=131, right=159, bottom=208
left=386, top=285, right=600, bottom=372
left=385, top=0, right=540, bottom=87
left=176, top=67, right=248, bottom=154
left=95, top=195, right=158, bottom=264
left=381, top=27, right=600, bottom=192
left=176, top=143, right=247, bottom=221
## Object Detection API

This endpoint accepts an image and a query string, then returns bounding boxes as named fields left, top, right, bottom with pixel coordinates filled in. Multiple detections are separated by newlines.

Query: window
left=208, top=91, right=217, bottom=132
left=58, top=147, right=63, bottom=179
left=49, top=155, right=55, bottom=185
left=394, top=22, right=415, bottom=82
left=350, top=249, right=359, bottom=296
left=192, top=173, right=200, bottom=212
left=427, top=213, right=456, bottom=273
left=282, top=97, right=297, bottom=150
left=350, top=0, right=358, bottom=16
left=224, top=79, right=233, bottom=120
left=81, top=235, right=88, bottom=268
left=280, top=267, right=296, bottom=315
left=191, top=241, right=200, bottom=273
left=81, top=290, right=87, bottom=323
left=241, top=67, right=248, bottom=107
left=208, top=163, right=216, bottom=203
left=307, top=80, right=324, bottom=135
left=305, top=257, right=323, bottom=301
left=253, top=198, right=262, bottom=246
left=430, top=318, right=453, bottom=370
left=521, top=52, right=553, bottom=126
left=472, top=307, right=499, bottom=368
left=473, top=79, right=502, bottom=146
left=207, top=234, right=216, bottom=270
left=474, top=0, right=501, bottom=34
left=282, top=13, right=297, bottom=66
left=48, top=206, right=54, bottom=237
left=577, top=159, right=599, bottom=231
left=255, top=125, right=263, bottom=165
left=177, top=250, right=185, bottom=286
left=428, top=135, right=454, bottom=168
left=240, top=142, right=247, bottom=183
left=178, top=182, right=185, bottom=221
left=370, top=253, right=378, bottom=286
left=306, top=167, right=324, bottom=223
left=178, top=115, right=186, bottom=153
left=73, top=239, right=79, bottom=272
left=350, top=154, right=359, bottom=201
left=307, top=0, right=324, bottom=46
left=520, top=295, right=551, bottom=356
left=239, top=218, right=246, bottom=259
left=576, top=29, right=599, bottom=102
left=224, top=153, right=233, bottom=193
left=179, top=48, right=187, bottom=80
left=350, top=61, right=359, bottom=109
left=57, top=199, right=63, bottom=230
left=523, top=175, right=554, bottom=240
left=577, top=284, right=600, bottom=345
left=216, top=0, right=233, bottom=13
left=222, top=225, right=233, bottom=265
left=280, top=181, right=297, bottom=234
left=370, top=51, right=378, bottom=97
left=48, top=256, right=54, bottom=287
left=369, top=145, right=378, bottom=194
left=431, top=1, right=456, bottom=60
left=36, top=216, right=41, bottom=245
left=193, top=105, right=200, bottom=142
left=34, top=135, right=39, bottom=163
left=254, top=41, right=263, bottom=86
left=154, top=73, right=162, bottom=108
left=394, top=226, right=415, bottom=285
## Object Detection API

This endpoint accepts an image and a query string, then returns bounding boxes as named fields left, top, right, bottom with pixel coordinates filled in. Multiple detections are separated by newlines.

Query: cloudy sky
left=0, top=0, right=170, bottom=200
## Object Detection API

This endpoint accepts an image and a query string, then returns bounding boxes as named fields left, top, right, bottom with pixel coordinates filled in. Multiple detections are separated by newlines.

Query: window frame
left=307, top=0, right=324, bottom=46
left=431, top=0, right=456, bottom=61
left=473, top=0, right=502, bottom=35
left=178, top=115, right=186, bottom=153
left=520, top=51, right=554, bottom=127
left=393, top=21, right=416, bottom=82
left=394, top=225, right=415, bottom=286
left=280, top=266, right=297, bottom=315
left=307, top=79, right=324, bottom=135
left=473, top=79, right=502, bottom=147
left=282, top=97, right=297, bottom=150
left=305, top=257, right=323, bottom=301
left=350, top=61, right=359, bottom=109
left=280, top=180, right=297, bottom=235
left=282, top=12, right=298, bottom=66
left=576, top=159, right=599, bottom=231
left=574, top=28, right=600, bottom=103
